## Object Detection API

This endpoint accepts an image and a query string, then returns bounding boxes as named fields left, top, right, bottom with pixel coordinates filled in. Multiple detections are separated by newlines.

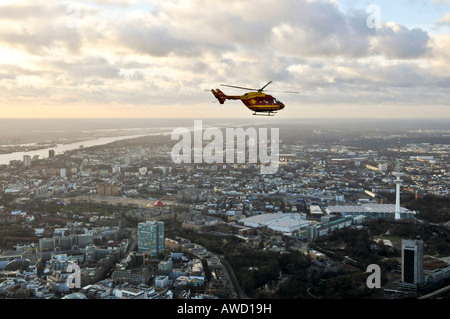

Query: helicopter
left=211, top=81, right=299, bottom=116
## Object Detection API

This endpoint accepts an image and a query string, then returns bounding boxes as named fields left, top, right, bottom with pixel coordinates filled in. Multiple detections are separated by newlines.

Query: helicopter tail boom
left=211, top=89, right=241, bottom=104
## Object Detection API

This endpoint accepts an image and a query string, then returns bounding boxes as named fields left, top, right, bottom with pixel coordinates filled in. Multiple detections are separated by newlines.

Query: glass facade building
left=137, top=221, right=164, bottom=257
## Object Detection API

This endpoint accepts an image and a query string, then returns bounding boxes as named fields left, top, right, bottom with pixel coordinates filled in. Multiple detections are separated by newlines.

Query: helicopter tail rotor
left=211, top=89, right=227, bottom=104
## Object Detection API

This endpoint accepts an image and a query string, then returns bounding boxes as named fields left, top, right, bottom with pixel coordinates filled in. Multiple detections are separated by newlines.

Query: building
left=158, top=260, right=173, bottom=272
left=80, top=284, right=112, bottom=299
left=111, top=267, right=152, bottom=286
left=85, top=244, right=112, bottom=263
left=39, top=238, right=56, bottom=252
left=34, top=186, right=48, bottom=198
left=325, top=204, right=416, bottom=219
left=155, top=275, right=170, bottom=287
left=138, top=220, right=164, bottom=257
left=49, top=150, right=55, bottom=158
left=112, top=166, right=121, bottom=174
left=77, top=234, right=94, bottom=248
left=401, top=239, right=424, bottom=285
left=97, top=183, right=119, bottom=196
left=23, top=155, right=31, bottom=167
left=305, top=216, right=355, bottom=241
left=426, top=265, right=450, bottom=284
left=240, top=213, right=309, bottom=234
left=378, top=163, right=387, bottom=172
left=0, top=255, right=24, bottom=270
left=309, top=205, right=323, bottom=216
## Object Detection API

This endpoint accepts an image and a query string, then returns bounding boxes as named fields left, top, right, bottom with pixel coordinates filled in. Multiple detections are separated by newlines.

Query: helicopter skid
left=253, top=111, right=277, bottom=116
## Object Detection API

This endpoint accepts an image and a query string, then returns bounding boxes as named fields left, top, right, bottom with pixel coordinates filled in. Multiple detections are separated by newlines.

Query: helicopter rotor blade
left=220, top=84, right=257, bottom=91
left=259, top=81, right=273, bottom=92
left=220, top=81, right=299, bottom=93
left=265, top=90, right=301, bottom=94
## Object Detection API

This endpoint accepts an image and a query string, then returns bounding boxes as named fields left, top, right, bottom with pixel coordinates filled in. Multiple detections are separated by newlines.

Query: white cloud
left=0, top=0, right=448, bottom=118
left=437, top=13, right=450, bottom=25
left=370, top=23, right=430, bottom=59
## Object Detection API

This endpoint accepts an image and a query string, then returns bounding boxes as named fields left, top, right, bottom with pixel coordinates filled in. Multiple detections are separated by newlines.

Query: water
left=0, top=118, right=262, bottom=165
left=0, top=133, right=166, bottom=165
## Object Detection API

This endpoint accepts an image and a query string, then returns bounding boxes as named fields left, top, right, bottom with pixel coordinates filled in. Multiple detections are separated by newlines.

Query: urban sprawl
left=0, top=121, right=449, bottom=299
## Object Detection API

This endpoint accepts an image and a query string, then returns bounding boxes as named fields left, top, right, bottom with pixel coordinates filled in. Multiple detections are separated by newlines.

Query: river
left=0, top=118, right=269, bottom=166
left=0, top=132, right=164, bottom=166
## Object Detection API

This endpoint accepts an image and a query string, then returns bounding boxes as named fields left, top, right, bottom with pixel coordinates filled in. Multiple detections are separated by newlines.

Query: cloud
left=371, top=24, right=430, bottom=59
left=0, top=0, right=447, bottom=118
left=437, top=13, right=450, bottom=25
left=49, top=56, right=121, bottom=79
left=0, top=3, right=84, bottom=55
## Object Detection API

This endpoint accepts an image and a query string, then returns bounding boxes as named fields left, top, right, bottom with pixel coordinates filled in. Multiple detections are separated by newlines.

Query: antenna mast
left=393, top=137, right=404, bottom=220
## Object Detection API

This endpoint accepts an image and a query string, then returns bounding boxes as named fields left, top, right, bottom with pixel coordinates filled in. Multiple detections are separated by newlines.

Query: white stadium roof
left=240, top=213, right=310, bottom=233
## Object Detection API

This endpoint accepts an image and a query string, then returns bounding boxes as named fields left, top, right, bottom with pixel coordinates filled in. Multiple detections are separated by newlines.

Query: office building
left=402, top=239, right=424, bottom=285
left=39, top=238, right=56, bottom=252
left=77, top=234, right=94, bottom=248
left=138, top=220, right=164, bottom=257
left=23, top=155, right=31, bottom=167
left=111, top=267, right=152, bottom=286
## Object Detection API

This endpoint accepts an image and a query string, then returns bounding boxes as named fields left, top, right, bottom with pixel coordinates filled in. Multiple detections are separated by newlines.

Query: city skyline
left=0, top=0, right=449, bottom=118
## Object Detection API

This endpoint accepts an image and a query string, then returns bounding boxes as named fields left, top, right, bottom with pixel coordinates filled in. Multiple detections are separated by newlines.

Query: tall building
left=401, top=239, right=424, bottom=285
left=23, top=155, right=31, bottom=167
left=49, top=150, right=55, bottom=158
left=138, top=221, right=164, bottom=257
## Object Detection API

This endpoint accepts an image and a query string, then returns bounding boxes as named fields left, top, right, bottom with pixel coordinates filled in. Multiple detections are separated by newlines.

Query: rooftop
left=325, top=204, right=414, bottom=214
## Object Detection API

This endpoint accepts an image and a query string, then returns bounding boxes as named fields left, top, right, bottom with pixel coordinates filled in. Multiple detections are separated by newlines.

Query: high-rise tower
left=23, top=155, right=31, bottom=167
left=393, top=138, right=403, bottom=220
left=401, top=239, right=424, bottom=285
left=137, top=220, right=164, bottom=257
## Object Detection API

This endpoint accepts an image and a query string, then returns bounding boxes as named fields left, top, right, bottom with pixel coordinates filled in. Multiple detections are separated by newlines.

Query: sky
left=0, top=0, right=449, bottom=119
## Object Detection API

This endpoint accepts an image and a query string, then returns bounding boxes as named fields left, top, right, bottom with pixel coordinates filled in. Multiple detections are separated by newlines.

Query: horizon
left=0, top=117, right=449, bottom=120
left=0, top=117, right=448, bottom=135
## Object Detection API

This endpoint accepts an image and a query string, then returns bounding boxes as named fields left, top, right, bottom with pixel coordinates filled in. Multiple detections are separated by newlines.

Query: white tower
left=393, top=138, right=403, bottom=220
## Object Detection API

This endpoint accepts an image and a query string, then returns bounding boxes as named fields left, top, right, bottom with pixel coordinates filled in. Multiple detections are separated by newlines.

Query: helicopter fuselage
left=211, top=89, right=285, bottom=114
left=240, top=92, right=285, bottom=113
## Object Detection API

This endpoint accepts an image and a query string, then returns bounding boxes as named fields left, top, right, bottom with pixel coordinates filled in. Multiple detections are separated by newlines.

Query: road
left=216, top=254, right=249, bottom=299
